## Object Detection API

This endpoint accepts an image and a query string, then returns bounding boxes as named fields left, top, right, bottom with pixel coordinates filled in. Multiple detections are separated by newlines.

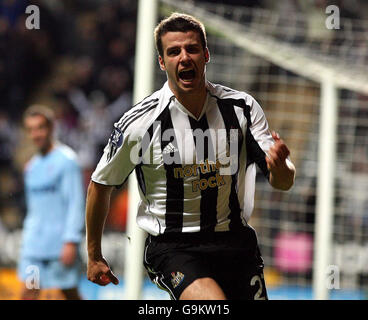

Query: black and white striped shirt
left=92, top=81, right=274, bottom=235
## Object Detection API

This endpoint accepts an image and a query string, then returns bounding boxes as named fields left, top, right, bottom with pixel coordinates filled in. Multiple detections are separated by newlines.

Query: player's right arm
left=85, top=180, right=119, bottom=286
left=86, top=105, right=150, bottom=285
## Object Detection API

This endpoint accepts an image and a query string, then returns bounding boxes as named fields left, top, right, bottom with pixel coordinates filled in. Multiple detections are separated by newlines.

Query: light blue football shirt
left=20, top=143, right=85, bottom=259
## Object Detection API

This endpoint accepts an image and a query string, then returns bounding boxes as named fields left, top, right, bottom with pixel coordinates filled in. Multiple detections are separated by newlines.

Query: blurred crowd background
left=0, top=0, right=368, bottom=299
left=0, top=0, right=138, bottom=234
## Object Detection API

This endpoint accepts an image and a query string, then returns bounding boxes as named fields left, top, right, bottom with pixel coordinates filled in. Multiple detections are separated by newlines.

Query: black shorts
left=143, top=225, right=268, bottom=300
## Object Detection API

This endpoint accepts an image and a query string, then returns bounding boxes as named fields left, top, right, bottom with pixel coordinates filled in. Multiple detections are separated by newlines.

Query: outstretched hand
left=87, top=256, right=119, bottom=286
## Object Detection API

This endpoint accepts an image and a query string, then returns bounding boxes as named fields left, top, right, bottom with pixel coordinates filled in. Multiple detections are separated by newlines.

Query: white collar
left=162, top=81, right=211, bottom=121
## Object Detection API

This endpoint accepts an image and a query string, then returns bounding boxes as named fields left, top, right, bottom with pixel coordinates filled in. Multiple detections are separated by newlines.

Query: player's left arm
left=266, top=131, right=295, bottom=191
left=247, top=97, right=295, bottom=191
left=60, top=159, right=85, bottom=266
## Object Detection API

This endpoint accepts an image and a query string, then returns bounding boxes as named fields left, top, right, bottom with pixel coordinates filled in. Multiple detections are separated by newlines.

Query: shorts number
left=250, top=274, right=266, bottom=300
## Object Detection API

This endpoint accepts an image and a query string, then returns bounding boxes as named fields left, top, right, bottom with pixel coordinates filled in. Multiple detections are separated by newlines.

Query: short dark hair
left=23, top=105, right=55, bottom=128
left=154, top=12, right=207, bottom=57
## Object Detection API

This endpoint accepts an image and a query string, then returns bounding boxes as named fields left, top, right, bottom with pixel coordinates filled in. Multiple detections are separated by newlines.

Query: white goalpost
left=313, top=78, right=338, bottom=299
left=124, top=0, right=158, bottom=300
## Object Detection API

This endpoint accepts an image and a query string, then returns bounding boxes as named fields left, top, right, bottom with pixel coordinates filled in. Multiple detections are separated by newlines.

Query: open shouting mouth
left=178, top=68, right=196, bottom=82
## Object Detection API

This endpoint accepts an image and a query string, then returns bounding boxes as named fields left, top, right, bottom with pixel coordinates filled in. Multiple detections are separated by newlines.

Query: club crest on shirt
left=171, top=271, right=185, bottom=288
left=107, top=127, right=124, bottom=162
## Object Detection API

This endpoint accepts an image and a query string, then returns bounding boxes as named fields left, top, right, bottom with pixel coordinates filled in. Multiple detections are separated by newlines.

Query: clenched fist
left=266, top=131, right=295, bottom=190
left=87, top=256, right=119, bottom=286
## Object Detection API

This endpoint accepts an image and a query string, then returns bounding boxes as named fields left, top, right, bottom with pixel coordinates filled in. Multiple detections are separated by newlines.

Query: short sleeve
left=245, top=97, right=274, bottom=179
left=91, top=123, right=137, bottom=186
left=249, top=98, right=274, bottom=154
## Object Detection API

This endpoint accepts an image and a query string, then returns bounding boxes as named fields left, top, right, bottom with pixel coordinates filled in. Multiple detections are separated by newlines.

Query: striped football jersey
left=91, top=81, right=275, bottom=235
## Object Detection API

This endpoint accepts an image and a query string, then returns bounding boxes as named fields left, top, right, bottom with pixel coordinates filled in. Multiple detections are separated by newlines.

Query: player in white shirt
left=86, top=13, right=295, bottom=300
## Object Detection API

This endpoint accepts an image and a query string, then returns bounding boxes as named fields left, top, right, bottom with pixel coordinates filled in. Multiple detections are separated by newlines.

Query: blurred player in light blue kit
left=18, top=105, right=85, bottom=300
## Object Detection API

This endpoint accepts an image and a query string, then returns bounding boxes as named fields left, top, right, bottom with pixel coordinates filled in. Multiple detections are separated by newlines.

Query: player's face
left=24, top=115, right=53, bottom=153
left=159, top=31, right=209, bottom=97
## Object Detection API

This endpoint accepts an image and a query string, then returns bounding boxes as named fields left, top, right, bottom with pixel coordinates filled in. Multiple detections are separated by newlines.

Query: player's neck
left=174, top=87, right=207, bottom=120
left=39, top=141, right=55, bottom=156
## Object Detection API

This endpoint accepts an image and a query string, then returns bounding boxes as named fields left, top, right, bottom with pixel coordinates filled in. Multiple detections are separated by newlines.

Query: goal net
left=150, top=0, right=368, bottom=299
